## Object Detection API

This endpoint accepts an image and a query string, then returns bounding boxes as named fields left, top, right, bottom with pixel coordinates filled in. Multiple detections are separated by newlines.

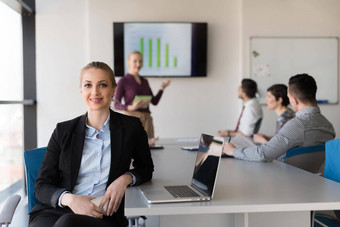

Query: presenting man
left=219, top=79, right=263, bottom=137
left=223, top=74, right=335, bottom=161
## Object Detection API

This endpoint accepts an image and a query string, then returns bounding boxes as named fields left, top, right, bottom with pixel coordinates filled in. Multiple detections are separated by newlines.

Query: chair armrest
left=0, top=195, right=21, bottom=224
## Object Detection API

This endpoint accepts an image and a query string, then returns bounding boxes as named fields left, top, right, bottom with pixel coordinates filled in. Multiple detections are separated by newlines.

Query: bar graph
left=139, top=38, right=178, bottom=69
left=148, top=39, right=152, bottom=67
left=124, top=23, right=191, bottom=76
left=157, top=38, right=160, bottom=67
left=140, top=38, right=143, bottom=56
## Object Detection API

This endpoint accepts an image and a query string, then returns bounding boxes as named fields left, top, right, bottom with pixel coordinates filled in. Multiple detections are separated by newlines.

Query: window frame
left=0, top=0, right=36, bottom=150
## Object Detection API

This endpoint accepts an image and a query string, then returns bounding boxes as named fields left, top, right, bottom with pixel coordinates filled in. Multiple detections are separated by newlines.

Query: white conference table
left=125, top=138, right=340, bottom=227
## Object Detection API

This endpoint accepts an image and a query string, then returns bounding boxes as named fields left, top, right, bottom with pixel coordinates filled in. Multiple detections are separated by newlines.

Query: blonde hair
left=128, top=51, right=143, bottom=60
left=80, top=61, right=117, bottom=87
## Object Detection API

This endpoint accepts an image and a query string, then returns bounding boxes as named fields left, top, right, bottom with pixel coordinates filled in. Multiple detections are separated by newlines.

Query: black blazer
left=32, top=110, right=154, bottom=226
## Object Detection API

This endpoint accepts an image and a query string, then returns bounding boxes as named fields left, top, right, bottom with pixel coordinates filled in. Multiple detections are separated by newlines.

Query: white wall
left=242, top=0, right=340, bottom=136
left=36, top=0, right=340, bottom=146
left=36, top=0, right=91, bottom=145
left=36, top=0, right=243, bottom=145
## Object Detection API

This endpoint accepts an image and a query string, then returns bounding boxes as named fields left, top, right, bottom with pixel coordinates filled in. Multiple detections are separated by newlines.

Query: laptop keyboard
left=164, top=185, right=200, bottom=198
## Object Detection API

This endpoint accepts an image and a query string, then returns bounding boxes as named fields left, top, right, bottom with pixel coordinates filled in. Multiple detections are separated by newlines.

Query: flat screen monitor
left=113, top=22, right=207, bottom=77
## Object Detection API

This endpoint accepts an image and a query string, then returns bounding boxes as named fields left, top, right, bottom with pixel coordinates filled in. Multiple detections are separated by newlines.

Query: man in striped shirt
left=223, top=74, right=335, bottom=162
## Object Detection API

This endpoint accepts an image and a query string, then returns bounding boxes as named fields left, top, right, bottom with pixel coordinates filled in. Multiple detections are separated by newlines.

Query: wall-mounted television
left=113, top=22, right=207, bottom=77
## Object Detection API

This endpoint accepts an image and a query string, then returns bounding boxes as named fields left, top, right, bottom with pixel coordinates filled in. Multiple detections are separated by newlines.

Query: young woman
left=253, top=84, right=295, bottom=144
left=29, top=62, right=154, bottom=227
left=113, top=51, right=170, bottom=140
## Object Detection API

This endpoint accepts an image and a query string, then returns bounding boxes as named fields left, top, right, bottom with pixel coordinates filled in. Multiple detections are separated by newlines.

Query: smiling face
left=80, top=68, right=116, bottom=113
left=266, top=91, right=281, bottom=110
left=127, top=52, right=143, bottom=75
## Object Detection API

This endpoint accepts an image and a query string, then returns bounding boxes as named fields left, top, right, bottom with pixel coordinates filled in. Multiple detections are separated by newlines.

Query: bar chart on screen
left=124, top=23, right=192, bottom=76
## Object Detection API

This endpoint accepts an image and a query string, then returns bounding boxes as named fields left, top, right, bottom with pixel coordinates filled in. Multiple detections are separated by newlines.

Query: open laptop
left=139, top=133, right=224, bottom=203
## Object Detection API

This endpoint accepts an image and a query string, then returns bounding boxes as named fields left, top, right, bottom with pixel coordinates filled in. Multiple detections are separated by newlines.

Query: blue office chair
left=253, top=117, right=262, bottom=135
left=24, top=147, right=145, bottom=226
left=313, top=139, right=340, bottom=226
left=324, top=139, right=340, bottom=183
left=314, top=215, right=340, bottom=227
left=24, top=147, right=46, bottom=212
left=284, top=144, right=325, bottom=174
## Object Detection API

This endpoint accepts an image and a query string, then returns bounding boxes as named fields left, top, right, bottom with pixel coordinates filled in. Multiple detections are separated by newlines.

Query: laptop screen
left=191, top=134, right=224, bottom=197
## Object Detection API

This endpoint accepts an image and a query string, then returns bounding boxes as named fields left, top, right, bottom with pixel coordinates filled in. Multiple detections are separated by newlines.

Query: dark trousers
left=29, top=207, right=119, bottom=227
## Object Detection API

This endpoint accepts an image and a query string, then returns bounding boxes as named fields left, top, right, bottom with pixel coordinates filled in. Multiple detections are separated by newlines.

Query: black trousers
left=29, top=207, right=120, bottom=227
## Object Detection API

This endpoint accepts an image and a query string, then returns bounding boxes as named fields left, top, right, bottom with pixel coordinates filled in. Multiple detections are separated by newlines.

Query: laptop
left=139, top=133, right=224, bottom=203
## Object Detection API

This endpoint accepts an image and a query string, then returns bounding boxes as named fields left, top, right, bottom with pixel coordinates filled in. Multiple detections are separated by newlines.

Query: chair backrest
left=324, top=138, right=340, bottom=221
left=324, top=139, right=340, bottom=182
left=0, top=195, right=21, bottom=226
left=24, top=147, right=46, bottom=212
left=285, top=144, right=325, bottom=174
left=253, top=117, right=262, bottom=135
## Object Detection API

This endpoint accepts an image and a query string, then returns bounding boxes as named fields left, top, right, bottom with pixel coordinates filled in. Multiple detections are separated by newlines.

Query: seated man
left=218, top=79, right=263, bottom=137
left=223, top=74, right=335, bottom=161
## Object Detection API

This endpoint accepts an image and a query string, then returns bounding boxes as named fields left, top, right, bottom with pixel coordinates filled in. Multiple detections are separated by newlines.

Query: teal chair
left=24, top=147, right=144, bottom=226
left=285, top=144, right=325, bottom=174
left=324, top=139, right=340, bottom=183
left=24, top=147, right=46, bottom=212
left=313, top=139, right=340, bottom=226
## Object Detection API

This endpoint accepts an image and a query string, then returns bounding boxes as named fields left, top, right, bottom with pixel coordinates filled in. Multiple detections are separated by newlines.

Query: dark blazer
left=32, top=110, right=154, bottom=226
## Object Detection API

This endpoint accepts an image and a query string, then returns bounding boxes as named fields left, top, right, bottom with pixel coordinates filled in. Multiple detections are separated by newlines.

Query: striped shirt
left=234, top=106, right=335, bottom=162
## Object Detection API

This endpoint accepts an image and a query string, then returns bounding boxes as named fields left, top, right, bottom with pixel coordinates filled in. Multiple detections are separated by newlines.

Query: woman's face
left=127, top=53, right=143, bottom=74
left=266, top=91, right=281, bottom=110
left=81, top=68, right=115, bottom=112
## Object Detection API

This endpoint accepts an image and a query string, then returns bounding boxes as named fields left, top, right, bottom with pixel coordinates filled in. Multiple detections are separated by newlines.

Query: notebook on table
left=139, top=133, right=224, bottom=204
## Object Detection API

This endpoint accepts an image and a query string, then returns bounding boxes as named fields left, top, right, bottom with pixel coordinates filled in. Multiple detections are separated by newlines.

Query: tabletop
left=125, top=137, right=340, bottom=216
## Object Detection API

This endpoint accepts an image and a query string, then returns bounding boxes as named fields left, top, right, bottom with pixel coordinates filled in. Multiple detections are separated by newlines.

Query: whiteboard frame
left=249, top=36, right=339, bottom=105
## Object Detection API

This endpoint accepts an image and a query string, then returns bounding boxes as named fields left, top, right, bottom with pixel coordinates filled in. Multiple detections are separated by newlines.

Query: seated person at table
left=223, top=74, right=335, bottom=162
left=253, top=84, right=295, bottom=144
left=29, top=62, right=154, bottom=227
left=218, top=79, right=263, bottom=137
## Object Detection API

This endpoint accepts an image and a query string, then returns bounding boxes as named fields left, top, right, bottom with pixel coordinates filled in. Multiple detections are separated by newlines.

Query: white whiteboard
left=250, top=37, right=338, bottom=104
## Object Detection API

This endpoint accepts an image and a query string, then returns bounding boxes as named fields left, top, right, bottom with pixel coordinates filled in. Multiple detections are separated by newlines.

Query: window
left=0, top=0, right=36, bottom=194
left=0, top=1, right=24, bottom=191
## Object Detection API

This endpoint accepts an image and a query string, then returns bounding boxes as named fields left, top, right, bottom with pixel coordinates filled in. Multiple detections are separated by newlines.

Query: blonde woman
left=114, top=51, right=170, bottom=141
left=30, top=62, right=153, bottom=227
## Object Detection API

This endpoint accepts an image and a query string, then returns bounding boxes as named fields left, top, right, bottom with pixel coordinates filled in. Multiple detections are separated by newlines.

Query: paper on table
left=176, top=138, right=200, bottom=143
left=230, top=134, right=256, bottom=148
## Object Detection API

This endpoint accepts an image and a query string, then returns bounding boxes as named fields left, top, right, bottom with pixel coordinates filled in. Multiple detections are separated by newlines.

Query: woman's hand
left=99, top=174, right=132, bottom=216
left=61, top=194, right=105, bottom=219
left=160, top=79, right=171, bottom=90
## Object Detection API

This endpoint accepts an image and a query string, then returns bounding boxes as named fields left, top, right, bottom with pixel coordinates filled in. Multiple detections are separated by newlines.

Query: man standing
left=223, top=74, right=335, bottom=162
left=219, top=79, right=263, bottom=137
